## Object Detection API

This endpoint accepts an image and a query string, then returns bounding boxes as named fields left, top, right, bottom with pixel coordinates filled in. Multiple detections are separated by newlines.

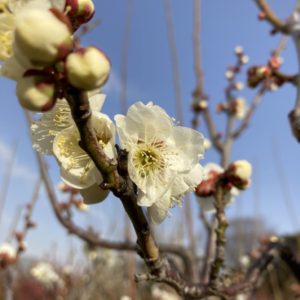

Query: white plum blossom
left=31, top=93, right=114, bottom=204
left=30, top=262, right=63, bottom=289
left=196, top=163, right=239, bottom=212
left=0, top=0, right=66, bottom=80
left=31, top=93, right=105, bottom=155
left=115, top=102, right=205, bottom=224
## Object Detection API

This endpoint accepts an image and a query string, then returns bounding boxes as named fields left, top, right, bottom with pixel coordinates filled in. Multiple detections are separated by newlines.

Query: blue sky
left=0, top=0, right=300, bottom=258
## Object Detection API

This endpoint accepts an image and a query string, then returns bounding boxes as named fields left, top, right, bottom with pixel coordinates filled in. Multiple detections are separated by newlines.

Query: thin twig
left=254, top=0, right=289, bottom=33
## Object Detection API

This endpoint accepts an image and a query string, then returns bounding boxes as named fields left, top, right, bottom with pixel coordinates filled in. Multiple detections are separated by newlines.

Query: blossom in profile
left=115, top=102, right=204, bottom=224
left=30, top=262, right=63, bottom=290
left=31, top=93, right=114, bottom=204
left=195, top=163, right=239, bottom=212
left=0, top=243, right=16, bottom=268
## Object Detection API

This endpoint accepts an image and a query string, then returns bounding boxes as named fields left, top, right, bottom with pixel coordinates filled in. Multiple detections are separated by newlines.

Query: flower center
left=133, top=144, right=165, bottom=178
left=53, top=105, right=72, bottom=128
left=0, top=3, right=15, bottom=61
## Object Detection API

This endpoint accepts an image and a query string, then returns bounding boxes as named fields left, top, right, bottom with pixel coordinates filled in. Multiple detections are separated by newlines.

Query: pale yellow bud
left=14, top=9, right=73, bottom=66
left=232, top=160, right=252, bottom=181
left=66, top=47, right=111, bottom=90
left=235, top=46, right=243, bottom=55
left=241, top=55, right=249, bottom=64
left=16, top=76, right=56, bottom=111
left=65, top=0, right=95, bottom=26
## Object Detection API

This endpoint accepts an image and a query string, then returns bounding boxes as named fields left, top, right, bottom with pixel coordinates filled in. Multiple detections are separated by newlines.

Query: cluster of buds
left=13, top=0, right=111, bottom=112
left=196, top=160, right=252, bottom=199
left=65, top=0, right=95, bottom=30
left=225, top=46, right=249, bottom=81
left=0, top=243, right=16, bottom=269
left=247, top=55, right=284, bottom=90
left=216, top=97, right=248, bottom=120
left=58, top=182, right=89, bottom=212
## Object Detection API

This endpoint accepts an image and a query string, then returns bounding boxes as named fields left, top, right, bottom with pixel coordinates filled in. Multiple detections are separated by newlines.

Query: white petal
left=171, top=126, right=205, bottom=172
left=0, top=56, right=25, bottom=80
left=182, top=163, right=204, bottom=190
left=31, top=123, right=55, bottom=155
left=60, top=164, right=97, bottom=189
left=53, top=127, right=96, bottom=188
left=31, top=99, right=72, bottom=154
left=114, top=114, right=139, bottom=149
left=89, top=94, right=106, bottom=112
left=80, top=183, right=109, bottom=205
left=147, top=192, right=172, bottom=224
left=115, top=102, right=173, bottom=148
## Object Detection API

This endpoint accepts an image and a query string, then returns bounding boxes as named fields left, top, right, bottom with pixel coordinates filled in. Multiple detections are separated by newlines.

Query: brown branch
left=200, top=218, right=217, bottom=285
left=254, top=0, right=289, bottom=34
left=209, top=186, right=228, bottom=286
left=192, top=0, right=223, bottom=152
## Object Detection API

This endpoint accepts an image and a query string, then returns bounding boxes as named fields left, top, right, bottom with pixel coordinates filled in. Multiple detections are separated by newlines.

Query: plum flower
left=115, top=102, right=205, bottom=224
left=30, top=262, right=63, bottom=290
left=0, top=0, right=66, bottom=80
left=31, top=93, right=115, bottom=204
left=196, top=163, right=239, bottom=212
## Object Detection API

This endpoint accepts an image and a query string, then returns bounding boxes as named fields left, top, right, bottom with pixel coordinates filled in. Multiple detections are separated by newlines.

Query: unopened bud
left=240, top=55, right=249, bottom=65
left=225, top=70, right=234, bottom=80
left=234, top=82, right=244, bottom=90
left=235, top=46, right=244, bottom=55
left=14, top=9, right=73, bottom=66
left=65, top=0, right=95, bottom=28
left=231, top=98, right=247, bottom=119
left=16, top=76, right=56, bottom=112
left=225, top=160, right=252, bottom=190
left=66, top=47, right=111, bottom=90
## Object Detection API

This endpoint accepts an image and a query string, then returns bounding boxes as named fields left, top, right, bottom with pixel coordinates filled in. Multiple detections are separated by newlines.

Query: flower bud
left=65, top=0, right=95, bottom=28
left=225, top=160, right=252, bottom=190
left=65, top=47, right=110, bottom=91
left=0, top=243, right=16, bottom=269
left=14, top=9, right=73, bottom=66
left=230, top=98, right=247, bottom=119
left=16, top=76, right=56, bottom=112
